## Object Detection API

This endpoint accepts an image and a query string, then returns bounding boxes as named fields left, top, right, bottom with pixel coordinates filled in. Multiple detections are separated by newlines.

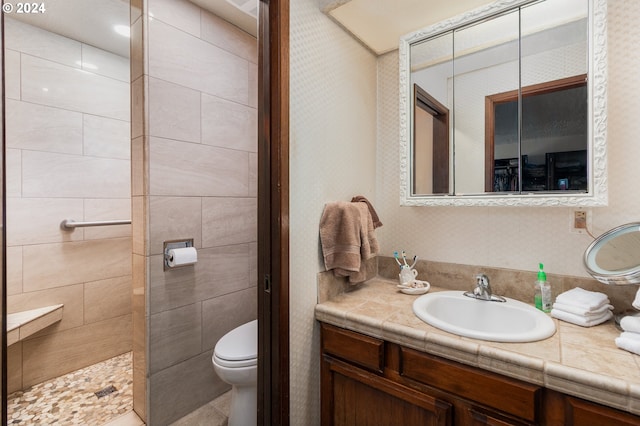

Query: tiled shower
left=5, top=0, right=258, bottom=424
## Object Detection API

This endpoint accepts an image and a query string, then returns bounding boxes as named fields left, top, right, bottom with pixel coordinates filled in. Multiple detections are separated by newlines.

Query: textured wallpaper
left=289, top=0, right=377, bottom=424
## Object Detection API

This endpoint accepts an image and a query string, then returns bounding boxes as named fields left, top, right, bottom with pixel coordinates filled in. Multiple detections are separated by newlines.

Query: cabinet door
left=322, top=356, right=452, bottom=426
left=564, top=396, right=640, bottom=426
left=467, top=407, right=533, bottom=426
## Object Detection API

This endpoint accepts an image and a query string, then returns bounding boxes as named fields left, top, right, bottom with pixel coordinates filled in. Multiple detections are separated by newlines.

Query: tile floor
left=7, top=352, right=136, bottom=425
left=7, top=350, right=231, bottom=426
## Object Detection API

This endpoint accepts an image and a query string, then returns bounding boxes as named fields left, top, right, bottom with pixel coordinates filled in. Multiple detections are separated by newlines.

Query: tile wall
left=4, top=17, right=132, bottom=392
left=130, top=0, right=258, bottom=423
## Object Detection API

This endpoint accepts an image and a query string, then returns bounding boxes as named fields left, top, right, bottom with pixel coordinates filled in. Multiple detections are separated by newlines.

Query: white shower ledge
left=7, top=304, right=64, bottom=346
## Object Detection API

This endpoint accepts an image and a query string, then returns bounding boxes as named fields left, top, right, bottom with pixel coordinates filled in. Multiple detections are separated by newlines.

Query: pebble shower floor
left=8, top=352, right=133, bottom=425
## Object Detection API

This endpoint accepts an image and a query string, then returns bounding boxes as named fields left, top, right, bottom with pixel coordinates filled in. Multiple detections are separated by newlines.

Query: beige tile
left=131, top=136, right=147, bottom=198
left=21, top=55, right=129, bottom=121
left=561, top=342, right=640, bottom=383
left=6, top=197, right=84, bottom=246
left=8, top=284, right=84, bottom=336
left=149, top=136, right=249, bottom=196
left=81, top=44, right=130, bottom=82
left=83, top=114, right=131, bottom=160
left=23, top=238, right=132, bottom=291
left=22, top=150, right=130, bottom=198
left=201, top=9, right=257, bottom=64
left=132, top=196, right=148, bottom=256
left=5, top=17, right=81, bottom=68
left=201, top=94, right=257, bottom=151
left=132, top=254, right=147, bottom=423
left=249, top=153, right=257, bottom=196
left=6, top=149, right=22, bottom=197
left=149, top=0, right=202, bottom=38
left=170, top=399, right=228, bottom=426
left=8, top=342, right=23, bottom=394
left=102, top=410, right=145, bottom=426
left=249, top=241, right=257, bottom=287
left=248, top=62, right=257, bottom=109
left=130, top=15, right=145, bottom=82
left=201, top=197, right=256, bottom=248
left=131, top=76, right=146, bottom=140
left=5, top=49, right=21, bottom=100
left=84, top=275, right=132, bottom=324
left=17, top=305, right=64, bottom=341
left=149, top=196, right=202, bottom=255
left=149, top=77, right=201, bottom=143
left=83, top=198, right=132, bottom=240
left=6, top=99, right=83, bottom=154
left=149, top=244, right=251, bottom=314
left=7, top=246, right=23, bottom=296
left=148, top=19, right=249, bottom=104
left=149, top=352, right=225, bottom=426
left=22, top=314, right=132, bottom=388
left=202, top=286, right=257, bottom=351
left=150, top=303, right=202, bottom=373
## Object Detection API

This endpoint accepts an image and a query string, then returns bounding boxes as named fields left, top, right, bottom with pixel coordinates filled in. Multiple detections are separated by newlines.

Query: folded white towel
left=620, top=331, right=640, bottom=341
left=550, top=308, right=612, bottom=327
left=633, top=287, right=640, bottom=310
left=616, top=332, right=640, bottom=356
left=552, top=302, right=613, bottom=317
left=554, top=287, right=610, bottom=311
left=620, top=315, right=640, bottom=333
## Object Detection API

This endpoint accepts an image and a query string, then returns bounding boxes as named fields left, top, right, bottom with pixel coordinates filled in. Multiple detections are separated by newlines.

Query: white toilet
left=212, top=320, right=258, bottom=426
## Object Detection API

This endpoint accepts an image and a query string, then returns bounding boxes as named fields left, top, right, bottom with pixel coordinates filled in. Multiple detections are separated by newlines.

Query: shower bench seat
left=7, top=304, right=64, bottom=346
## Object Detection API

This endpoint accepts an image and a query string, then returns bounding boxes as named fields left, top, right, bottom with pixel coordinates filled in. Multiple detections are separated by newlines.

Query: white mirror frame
left=399, top=0, right=607, bottom=207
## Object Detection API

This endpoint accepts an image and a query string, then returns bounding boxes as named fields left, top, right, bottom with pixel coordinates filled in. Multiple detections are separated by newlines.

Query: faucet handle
left=476, top=274, right=490, bottom=287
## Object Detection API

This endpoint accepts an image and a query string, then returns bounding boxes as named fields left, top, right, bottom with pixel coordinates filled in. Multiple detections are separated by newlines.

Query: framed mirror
left=399, top=0, right=607, bottom=206
left=584, top=223, right=640, bottom=285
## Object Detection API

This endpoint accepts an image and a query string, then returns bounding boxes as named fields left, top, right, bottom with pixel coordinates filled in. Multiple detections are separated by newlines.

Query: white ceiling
left=8, top=0, right=257, bottom=58
left=327, top=0, right=496, bottom=55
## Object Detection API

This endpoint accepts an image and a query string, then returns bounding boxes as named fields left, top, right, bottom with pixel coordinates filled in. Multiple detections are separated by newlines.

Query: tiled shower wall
left=4, top=18, right=132, bottom=392
left=131, top=0, right=258, bottom=424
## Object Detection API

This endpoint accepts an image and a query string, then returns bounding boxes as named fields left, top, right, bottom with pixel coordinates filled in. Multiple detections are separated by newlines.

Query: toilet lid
left=214, top=320, right=258, bottom=362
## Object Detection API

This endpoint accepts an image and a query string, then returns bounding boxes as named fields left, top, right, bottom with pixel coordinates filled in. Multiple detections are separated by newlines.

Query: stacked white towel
left=550, top=287, right=613, bottom=327
left=616, top=315, right=640, bottom=355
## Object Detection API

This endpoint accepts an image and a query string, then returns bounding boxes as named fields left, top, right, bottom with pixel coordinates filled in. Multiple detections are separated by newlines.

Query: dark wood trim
left=484, top=74, right=587, bottom=192
left=1, top=8, right=7, bottom=426
left=257, top=0, right=289, bottom=425
left=413, top=84, right=449, bottom=194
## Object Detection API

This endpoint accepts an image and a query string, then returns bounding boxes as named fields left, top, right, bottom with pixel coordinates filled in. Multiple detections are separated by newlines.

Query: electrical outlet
left=574, top=211, right=587, bottom=229
left=573, top=210, right=588, bottom=233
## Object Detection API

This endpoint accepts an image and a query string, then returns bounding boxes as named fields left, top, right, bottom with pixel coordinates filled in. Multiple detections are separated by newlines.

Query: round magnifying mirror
left=584, top=222, right=640, bottom=285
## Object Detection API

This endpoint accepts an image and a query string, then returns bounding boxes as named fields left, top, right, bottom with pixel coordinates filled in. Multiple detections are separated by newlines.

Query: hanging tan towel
left=351, top=195, right=383, bottom=229
left=320, top=201, right=379, bottom=283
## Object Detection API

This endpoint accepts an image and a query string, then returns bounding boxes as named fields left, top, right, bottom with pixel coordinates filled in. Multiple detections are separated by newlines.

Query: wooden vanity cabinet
left=320, top=323, right=640, bottom=426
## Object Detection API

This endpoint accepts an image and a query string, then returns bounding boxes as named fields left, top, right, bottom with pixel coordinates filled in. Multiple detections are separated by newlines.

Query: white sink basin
left=413, top=291, right=556, bottom=343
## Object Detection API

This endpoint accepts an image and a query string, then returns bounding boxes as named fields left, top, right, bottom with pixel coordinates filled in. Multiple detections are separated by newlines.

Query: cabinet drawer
left=400, top=347, right=540, bottom=422
left=321, top=323, right=384, bottom=373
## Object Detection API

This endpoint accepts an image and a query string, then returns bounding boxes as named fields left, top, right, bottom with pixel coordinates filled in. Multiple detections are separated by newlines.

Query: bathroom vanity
left=316, top=279, right=640, bottom=425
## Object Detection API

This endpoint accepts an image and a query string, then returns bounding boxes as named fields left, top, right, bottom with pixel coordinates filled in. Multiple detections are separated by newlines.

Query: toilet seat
left=214, top=320, right=257, bottom=368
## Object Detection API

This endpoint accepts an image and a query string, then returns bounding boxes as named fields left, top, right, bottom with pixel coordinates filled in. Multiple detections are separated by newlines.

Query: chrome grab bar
left=60, top=219, right=131, bottom=229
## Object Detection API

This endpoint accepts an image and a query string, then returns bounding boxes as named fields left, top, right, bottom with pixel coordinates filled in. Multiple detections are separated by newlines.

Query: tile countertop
left=314, top=278, right=640, bottom=416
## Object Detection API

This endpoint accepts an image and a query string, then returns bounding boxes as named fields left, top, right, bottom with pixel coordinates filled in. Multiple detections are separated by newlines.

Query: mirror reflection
left=401, top=0, right=605, bottom=206
left=584, top=223, right=640, bottom=285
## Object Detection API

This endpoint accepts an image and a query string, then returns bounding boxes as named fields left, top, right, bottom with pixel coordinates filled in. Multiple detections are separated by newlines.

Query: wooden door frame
left=484, top=74, right=587, bottom=192
left=257, top=0, right=289, bottom=425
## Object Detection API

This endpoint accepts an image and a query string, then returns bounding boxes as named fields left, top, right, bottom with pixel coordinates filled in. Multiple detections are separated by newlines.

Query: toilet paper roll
left=167, top=247, right=198, bottom=267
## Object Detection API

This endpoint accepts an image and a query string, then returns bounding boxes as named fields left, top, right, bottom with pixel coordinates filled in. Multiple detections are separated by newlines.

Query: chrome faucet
left=464, top=274, right=506, bottom=302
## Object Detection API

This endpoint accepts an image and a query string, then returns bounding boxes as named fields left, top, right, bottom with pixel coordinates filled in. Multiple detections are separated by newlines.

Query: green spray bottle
left=535, top=263, right=552, bottom=312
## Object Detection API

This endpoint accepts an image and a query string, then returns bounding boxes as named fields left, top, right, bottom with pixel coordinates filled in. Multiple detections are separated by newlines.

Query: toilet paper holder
left=164, top=239, right=196, bottom=271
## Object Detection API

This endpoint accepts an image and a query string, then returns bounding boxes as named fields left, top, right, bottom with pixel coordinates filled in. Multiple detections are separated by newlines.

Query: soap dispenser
left=535, top=263, right=552, bottom=312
